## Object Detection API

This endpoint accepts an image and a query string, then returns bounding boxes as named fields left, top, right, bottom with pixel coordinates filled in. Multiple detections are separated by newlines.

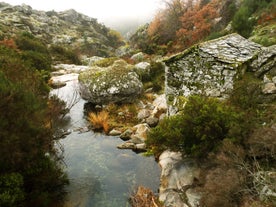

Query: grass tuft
left=88, top=111, right=109, bottom=133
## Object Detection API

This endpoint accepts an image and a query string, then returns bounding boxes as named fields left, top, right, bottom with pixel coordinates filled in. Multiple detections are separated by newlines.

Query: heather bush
left=49, top=45, right=81, bottom=64
left=0, top=38, right=67, bottom=207
left=0, top=173, right=25, bottom=207
left=146, top=95, right=240, bottom=157
left=15, top=32, right=52, bottom=81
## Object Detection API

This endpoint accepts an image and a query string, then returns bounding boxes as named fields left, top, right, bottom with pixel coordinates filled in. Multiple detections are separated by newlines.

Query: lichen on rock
left=78, top=59, right=143, bottom=105
left=164, top=33, right=264, bottom=114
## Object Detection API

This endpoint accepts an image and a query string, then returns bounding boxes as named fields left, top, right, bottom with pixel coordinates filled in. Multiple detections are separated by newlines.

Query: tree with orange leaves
left=148, top=0, right=188, bottom=45
left=0, top=38, right=18, bottom=51
left=176, top=0, right=219, bottom=50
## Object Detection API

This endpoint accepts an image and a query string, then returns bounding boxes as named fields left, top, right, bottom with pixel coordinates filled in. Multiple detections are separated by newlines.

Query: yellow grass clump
left=130, top=186, right=163, bottom=207
left=88, top=111, right=109, bottom=133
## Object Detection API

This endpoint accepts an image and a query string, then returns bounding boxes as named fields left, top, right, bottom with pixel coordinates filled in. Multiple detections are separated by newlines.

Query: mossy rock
left=79, top=59, right=143, bottom=105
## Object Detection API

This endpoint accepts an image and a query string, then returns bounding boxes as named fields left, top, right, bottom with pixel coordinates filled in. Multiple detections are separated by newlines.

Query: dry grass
left=143, top=93, right=155, bottom=102
left=88, top=111, right=109, bottom=133
left=105, top=103, right=139, bottom=130
left=130, top=186, right=163, bottom=207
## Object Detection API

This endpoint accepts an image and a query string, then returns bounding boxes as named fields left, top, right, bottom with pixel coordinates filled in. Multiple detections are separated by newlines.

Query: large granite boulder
left=78, top=60, right=143, bottom=105
left=164, top=33, right=276, bottom=114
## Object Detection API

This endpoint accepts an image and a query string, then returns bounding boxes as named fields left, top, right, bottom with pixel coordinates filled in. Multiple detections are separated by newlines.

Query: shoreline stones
left=158, top=151, right=201, bottom=207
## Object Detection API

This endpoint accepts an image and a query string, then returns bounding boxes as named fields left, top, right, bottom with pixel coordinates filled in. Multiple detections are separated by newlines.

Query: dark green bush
left=92, top=57, right=119, bottom=67
left=232, top=6, right=256, bottom=38
left=15, top=32, right=52, bottom=81
left=49, top=45, right=81, bottom=65
left=0, top=173, right=25, bottom=207
left=229, top=73, right=263, bottom=110
left=147, top=95, right=239, bottom=157
left=232, top=0, right=272, bottom=38
left=21, top=50, right=51, bottom=71
left=0, top=39, right=67, bottom=206
left=141, top=61, right=165, bottom=93
left=16, top=32, right=49, bottom=54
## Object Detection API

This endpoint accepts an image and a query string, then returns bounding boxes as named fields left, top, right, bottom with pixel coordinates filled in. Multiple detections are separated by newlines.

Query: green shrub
left=142, top=61, right=165, bottom=93
left=0, top=173, right=25, bottom=207
left=15, top=32, right=53, bottom=81
left=232, top=0, right=272, bottom=38
left=232, top=6, right=256, bottom=38
left=92, top=57, right=119, bottom=67
left=147, top=95, right=239, bottom=157
left=21, top=50, right=51, bottom=71
left=15, top=32, right=49, bottom=54
left=229, top=73, right=263, bottom=110
left=0, top=38, right=67, bottom=206
left=49, top=45, right=81, bottom=64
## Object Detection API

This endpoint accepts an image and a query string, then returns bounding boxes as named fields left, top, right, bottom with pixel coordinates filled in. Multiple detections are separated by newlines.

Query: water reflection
left=51, top=72, right=160, bottom=207
left=61, top=131, right=160, bottom=207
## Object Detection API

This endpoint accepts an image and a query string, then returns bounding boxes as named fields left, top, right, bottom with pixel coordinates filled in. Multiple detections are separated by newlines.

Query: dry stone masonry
left=164, top=33, right=276, bottom=114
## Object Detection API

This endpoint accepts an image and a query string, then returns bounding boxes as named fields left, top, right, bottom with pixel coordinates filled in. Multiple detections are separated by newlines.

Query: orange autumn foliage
left=88, top=111, right=110, bottom=134
left=257, top=6, right=276, bottom=25
left=147, top=11, right=163, bottom=37
left=148, top=0, right=187, bottom=45
left=0, top=38, right=19, bottom=51
left=176, top=0, right=219, bottom=50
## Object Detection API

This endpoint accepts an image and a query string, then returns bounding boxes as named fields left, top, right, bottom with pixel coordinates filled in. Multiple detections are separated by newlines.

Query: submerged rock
left=78, top=60, right=143, bottom=105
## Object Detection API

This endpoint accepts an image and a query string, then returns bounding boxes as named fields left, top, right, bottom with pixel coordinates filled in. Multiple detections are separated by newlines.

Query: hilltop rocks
left=164, top=33, right=276, bottom=114
left=0, top=3, right=122, bottom=56
left=78, top=60, right=143, bottom=105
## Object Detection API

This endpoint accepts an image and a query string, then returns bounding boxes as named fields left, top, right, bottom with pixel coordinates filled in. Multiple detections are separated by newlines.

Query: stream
left=50, top=69, right=160, bottom=207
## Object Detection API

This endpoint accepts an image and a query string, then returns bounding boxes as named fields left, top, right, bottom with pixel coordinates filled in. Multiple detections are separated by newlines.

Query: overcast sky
left=3, top=0, right=163, bottom=23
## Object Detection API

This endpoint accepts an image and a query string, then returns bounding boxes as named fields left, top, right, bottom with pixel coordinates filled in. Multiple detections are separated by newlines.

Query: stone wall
left=164, top=33, right=265, bottom=114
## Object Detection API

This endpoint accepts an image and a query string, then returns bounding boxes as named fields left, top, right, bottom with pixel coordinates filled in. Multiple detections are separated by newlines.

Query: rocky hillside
left=0, top=2, right=124, bottom=57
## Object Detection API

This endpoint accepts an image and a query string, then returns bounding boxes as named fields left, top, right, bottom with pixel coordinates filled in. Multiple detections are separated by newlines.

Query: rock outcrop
left=49, top=64, right=90, bottom=88
left=164, top=33, right=276, bottom=114
left=78, top=60, right=143, bottom=105
left=0, top=3, right=123, bottom=56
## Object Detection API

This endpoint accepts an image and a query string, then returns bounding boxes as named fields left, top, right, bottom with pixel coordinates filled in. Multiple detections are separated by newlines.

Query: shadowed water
left=51, top=73, right=160, bottom=207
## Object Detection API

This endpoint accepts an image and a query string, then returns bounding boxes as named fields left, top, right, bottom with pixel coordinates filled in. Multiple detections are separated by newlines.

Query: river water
left=50, top=71, right=160, bottom=207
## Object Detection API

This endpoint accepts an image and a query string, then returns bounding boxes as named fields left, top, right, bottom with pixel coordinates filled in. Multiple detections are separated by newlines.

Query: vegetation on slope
left=0, top=3, right=125, bottom=59
left=129, top=0, right=276, bottom=55
left=146, top=72, right=276, bottom=206
left=0, top=34, right=68, bottom=207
